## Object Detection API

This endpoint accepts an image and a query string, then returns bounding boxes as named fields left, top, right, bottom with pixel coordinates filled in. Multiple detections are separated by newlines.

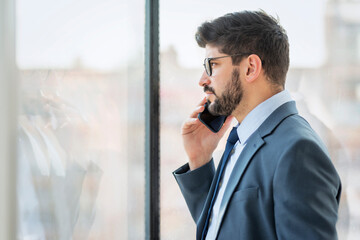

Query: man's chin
left=208, top=102, right=222, bottom=116
left=208, top=100, right=235, bottom=116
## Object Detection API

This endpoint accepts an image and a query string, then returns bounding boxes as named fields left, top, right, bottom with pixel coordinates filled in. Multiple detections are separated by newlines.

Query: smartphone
left=198, top=102, right=227, bottom=133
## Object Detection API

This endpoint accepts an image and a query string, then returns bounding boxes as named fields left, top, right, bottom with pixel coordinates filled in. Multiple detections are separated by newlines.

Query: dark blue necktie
left=201, top=127, right=239, bottom=240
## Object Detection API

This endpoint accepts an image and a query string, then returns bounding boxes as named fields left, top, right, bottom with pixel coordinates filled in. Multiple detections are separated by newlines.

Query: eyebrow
left=207, top=56, right=229, bottom=61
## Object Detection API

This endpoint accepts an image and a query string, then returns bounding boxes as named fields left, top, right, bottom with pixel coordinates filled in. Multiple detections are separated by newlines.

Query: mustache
left=203, top=86, right=216, bottom=96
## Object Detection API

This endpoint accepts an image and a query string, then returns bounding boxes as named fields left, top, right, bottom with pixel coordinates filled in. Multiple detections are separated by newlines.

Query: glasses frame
left=203, top=53, right=252, bottom=76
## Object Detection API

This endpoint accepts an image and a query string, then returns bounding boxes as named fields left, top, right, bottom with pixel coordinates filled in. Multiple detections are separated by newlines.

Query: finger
left=189, top=104, right=205, bottom=118
left=183, top=117, right=199, bottom=126
left=188, top=97, right=207, bottom=118
left=197, top=97, right=207, bottom=107
left=181, top=118, right=200, bottom=134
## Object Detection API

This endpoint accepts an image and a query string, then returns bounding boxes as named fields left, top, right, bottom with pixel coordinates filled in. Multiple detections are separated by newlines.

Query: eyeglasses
left=203, top=53, right=251, bottom=76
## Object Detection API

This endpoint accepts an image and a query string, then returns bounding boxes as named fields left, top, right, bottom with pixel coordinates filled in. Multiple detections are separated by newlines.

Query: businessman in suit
left=173, top=10, right=341, bottom=240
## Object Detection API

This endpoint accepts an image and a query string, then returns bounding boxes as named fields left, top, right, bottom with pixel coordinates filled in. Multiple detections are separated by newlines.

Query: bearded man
left=173, top=10, right=341, bottom=240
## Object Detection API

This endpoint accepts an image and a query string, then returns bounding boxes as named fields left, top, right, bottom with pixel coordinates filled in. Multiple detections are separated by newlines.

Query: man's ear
left=244, top=54, right=262, bottom=83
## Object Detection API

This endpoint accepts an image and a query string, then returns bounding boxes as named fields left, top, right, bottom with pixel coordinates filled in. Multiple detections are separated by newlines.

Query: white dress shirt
left=205, top=90, right=293, bottom=240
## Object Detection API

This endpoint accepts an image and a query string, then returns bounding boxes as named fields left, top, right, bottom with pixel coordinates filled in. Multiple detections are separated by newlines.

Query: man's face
left=199, top=45, right=244, bottom=116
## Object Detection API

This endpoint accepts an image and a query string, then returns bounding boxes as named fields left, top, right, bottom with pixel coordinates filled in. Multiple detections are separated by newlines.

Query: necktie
left=201, top=127, right=239, bottom=240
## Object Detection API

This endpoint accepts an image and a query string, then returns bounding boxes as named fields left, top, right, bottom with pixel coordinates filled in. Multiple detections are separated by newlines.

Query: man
left=173, top=10, right=341, bottom=240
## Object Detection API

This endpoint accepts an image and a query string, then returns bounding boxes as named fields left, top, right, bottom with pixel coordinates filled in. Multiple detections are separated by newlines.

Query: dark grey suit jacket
left=173, top=101, right=341, bottom=240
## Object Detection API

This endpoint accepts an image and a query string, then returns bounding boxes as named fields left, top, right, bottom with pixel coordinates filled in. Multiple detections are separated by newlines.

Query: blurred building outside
left=160, top=1, right=360, bottom=239
left=16, top=0, right=360, bottom=239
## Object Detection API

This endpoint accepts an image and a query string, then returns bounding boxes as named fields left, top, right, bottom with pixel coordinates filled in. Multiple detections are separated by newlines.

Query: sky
left=17, top=0, right=327, bottom=70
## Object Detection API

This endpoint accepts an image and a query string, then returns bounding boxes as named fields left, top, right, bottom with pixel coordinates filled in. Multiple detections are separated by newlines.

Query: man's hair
left=195, top=10, right=289, bottom=87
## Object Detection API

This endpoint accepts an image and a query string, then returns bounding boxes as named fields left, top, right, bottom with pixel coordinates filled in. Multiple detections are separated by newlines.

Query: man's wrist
left=189, top=157, right=212, bottom=171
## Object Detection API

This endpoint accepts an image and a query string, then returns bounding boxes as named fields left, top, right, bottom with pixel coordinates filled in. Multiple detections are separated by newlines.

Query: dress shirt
left=205, top=90, right=293, bottom=239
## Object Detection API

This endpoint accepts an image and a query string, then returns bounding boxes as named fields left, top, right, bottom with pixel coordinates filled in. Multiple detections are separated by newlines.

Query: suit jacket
left=173, top=101, right=341, bottom=240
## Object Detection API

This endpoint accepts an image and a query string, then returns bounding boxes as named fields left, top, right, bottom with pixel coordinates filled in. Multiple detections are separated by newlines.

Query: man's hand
left=182, top=97, right=233, bottom=171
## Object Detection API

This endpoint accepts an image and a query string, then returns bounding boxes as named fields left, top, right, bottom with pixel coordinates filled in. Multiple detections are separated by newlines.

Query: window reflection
left=16, top=1, right=145, bottom=239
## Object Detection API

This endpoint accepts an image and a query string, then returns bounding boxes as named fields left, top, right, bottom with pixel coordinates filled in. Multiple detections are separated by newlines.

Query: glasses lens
left=205, top=59, right=211, bottom=76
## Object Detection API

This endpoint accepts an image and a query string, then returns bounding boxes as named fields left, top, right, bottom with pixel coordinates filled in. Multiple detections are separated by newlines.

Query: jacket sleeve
left=173, top=159, right=215, bottom=223
left=273, top=138, right=341, bottom=240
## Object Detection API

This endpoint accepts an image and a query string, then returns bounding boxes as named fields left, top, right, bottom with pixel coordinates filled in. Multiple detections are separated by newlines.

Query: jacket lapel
left=213, top=101, right=298, bottom=237
left=214, top=132, right=265, bottom=235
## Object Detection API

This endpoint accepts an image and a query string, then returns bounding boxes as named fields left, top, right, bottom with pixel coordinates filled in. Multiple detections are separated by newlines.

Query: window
left=1, top=0, right=360, bottom=239
left=16, top=0, right=145, bottom=239
left=160, top=1, right=360, bottom=239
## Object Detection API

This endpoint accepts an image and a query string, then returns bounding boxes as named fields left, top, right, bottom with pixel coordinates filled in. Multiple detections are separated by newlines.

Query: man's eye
left=211, top=62, right=217, bottom=66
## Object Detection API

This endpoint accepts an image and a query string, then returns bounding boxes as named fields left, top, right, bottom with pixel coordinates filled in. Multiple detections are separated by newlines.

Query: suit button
left=219, top=180, right=222, bottom=187
left=230, top=149, right=235, bottom=155
left=209, top=217, right=212, bottom=223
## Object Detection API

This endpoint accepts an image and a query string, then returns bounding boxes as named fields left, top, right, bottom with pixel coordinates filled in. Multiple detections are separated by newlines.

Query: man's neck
left=232, top=88, right=283, bottom=124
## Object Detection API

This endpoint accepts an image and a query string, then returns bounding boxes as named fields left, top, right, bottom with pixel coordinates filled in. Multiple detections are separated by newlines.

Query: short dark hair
left=195, top=10, right=289, bottom=87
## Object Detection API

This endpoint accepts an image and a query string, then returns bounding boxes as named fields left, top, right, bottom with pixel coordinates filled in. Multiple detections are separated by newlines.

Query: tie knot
left=227, top=127, right=239, bottom=145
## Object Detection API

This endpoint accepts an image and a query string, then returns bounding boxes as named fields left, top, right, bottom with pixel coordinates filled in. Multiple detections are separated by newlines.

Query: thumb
left=218, top=115, right=234, bottom=136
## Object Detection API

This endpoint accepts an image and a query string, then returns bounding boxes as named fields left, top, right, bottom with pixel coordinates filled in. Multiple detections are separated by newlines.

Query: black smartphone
left=198, top=102, right=227, bottom=133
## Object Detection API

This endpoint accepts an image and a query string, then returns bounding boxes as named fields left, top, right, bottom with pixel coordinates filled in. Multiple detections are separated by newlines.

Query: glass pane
left=16, top=0, right=145, bottom=239
left=160, top=1, right=360, bottom=239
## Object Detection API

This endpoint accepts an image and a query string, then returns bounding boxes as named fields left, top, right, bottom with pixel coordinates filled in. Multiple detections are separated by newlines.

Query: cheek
left=212, top=73, right=231, bottom=94
left=211, top=80, right=222, bottom=96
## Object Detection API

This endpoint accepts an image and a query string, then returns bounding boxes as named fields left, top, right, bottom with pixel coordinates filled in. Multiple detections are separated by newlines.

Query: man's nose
left=198, top=71, right=211, bottom=87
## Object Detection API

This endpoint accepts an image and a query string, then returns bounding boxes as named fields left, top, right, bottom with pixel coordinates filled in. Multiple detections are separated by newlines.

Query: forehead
left=205, top=44, right=222, bottom=58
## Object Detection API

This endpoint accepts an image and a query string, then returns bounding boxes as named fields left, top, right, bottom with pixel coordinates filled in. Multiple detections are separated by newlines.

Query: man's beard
left=205, top=69, right=243, bottom=116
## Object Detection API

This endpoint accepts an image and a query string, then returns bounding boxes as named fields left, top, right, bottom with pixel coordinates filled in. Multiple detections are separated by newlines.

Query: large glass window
left=16, top=0, right=145, bottom=239
left=160, top=1, right=360, bottom=239
left=5, top=0, right=360, bottom=239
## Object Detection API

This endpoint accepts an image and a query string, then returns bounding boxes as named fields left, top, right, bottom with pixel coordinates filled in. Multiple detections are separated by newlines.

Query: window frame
left=0, top=0, right=18, bottom=239
left=145, top=0, right=160, bottom=239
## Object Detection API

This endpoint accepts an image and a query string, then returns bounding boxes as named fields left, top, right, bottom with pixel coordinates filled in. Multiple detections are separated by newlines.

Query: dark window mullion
left=145, top=0, right=160, bottom=239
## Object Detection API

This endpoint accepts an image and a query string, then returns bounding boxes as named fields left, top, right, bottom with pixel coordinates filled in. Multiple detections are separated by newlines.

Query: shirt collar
left=236, top=90, right=293, bottom=144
